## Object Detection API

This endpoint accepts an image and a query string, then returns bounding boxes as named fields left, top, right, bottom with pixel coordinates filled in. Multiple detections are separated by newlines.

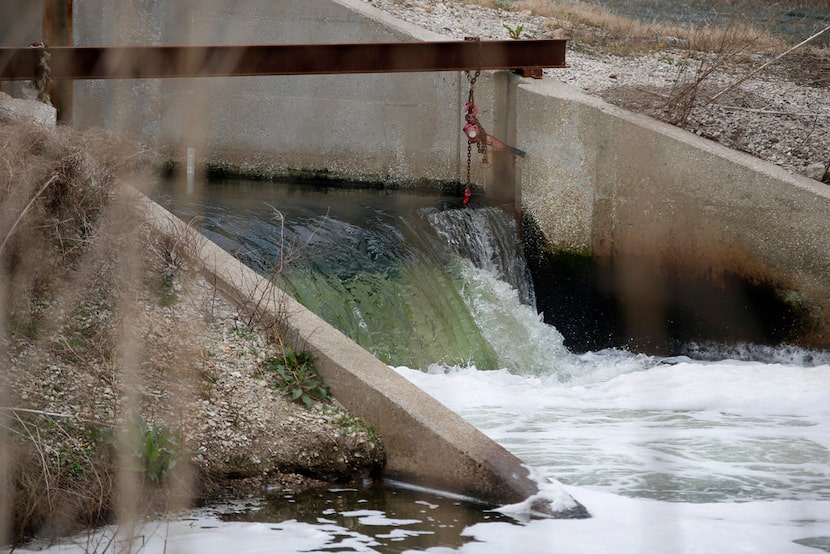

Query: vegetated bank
left=0, top=117, right=385, bottom=547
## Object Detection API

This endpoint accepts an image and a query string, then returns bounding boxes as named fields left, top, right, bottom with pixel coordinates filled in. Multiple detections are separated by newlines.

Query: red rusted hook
left=463, top=102, right=526, bottom=158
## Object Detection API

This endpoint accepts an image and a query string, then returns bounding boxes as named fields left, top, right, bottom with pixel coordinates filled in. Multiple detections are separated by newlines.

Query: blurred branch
left=711, top=24, right=830, bottom=102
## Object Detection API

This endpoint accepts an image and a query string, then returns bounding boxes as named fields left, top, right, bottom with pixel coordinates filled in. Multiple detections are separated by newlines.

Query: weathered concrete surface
left=0, top=1, right=41, bottom=47
left=70, top=0, right=505, bottom=189
left=0, top=91, right=56, bottom=126
left=138, top=193, right=588, bottom=517
left=516, top=78, right=830, bottom=346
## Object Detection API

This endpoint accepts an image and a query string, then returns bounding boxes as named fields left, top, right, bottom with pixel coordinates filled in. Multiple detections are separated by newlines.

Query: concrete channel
left=65, top=0, right=830, bottom=347
left=5, top=0, right=830, bottom=517
left=139, top=194, right=588, bottom=517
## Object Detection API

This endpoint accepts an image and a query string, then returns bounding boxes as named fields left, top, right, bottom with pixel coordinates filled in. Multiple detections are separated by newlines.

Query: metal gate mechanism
left=0, top=39, right=566, bottom=80
left=1, top=38, right=567, bottom=205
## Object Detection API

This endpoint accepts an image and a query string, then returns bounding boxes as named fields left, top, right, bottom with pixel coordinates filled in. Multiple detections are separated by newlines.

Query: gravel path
left=365, top=0, right=829, bottom=181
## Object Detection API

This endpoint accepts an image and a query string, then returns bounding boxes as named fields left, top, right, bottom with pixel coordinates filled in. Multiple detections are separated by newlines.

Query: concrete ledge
left=138, top=193, right=588, bottom=517
left=0, top=90, right=56, bottom=126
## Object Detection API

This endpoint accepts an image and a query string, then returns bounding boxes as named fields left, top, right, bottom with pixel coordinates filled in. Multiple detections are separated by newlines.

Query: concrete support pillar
left=487, top=71, right=522, bottom=213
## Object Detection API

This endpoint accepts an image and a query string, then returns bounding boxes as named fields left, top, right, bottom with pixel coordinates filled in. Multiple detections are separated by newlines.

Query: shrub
left=262, top=347, right=331, bottom=409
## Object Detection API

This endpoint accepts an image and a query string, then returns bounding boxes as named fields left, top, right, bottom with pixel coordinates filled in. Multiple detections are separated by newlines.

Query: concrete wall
left=68, top=0, right=830, bottom=345
left=0, top=1, right=44, bottom=100
left=516, top=79, right=830, bottom=346
left=71, top=0, right=506, bottom=188
left=0, top=2, right=42, bottom=47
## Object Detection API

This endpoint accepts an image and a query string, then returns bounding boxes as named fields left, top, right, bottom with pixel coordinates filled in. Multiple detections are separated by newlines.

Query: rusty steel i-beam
left=0, top=40, right=567, bottom=81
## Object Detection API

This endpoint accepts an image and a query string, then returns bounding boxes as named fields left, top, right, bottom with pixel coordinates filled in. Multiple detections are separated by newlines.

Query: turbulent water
left=30, top=180, right=829, bottom=553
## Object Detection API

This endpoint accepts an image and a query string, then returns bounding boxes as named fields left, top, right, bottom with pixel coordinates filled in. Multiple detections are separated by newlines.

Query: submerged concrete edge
left=137, top=193, right=588, bottom=517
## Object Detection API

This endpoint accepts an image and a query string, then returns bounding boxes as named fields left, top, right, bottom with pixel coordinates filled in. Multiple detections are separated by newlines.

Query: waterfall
left=161, top=182, right=570, bottom=373
left=423, top=207, right=536, bottom=309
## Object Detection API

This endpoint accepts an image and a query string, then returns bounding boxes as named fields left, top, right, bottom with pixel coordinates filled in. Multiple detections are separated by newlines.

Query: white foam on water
left=338, top=509, right=422, bottom=527
left=393, top=357, right=830, bottom=552
left=13, top=515, right=382, bottom=553
left=433, top=489, right=830, bottom=554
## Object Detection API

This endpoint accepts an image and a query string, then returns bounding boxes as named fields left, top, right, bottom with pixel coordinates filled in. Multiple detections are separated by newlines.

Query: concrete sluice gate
left=14, top=0, right=827, bottom=515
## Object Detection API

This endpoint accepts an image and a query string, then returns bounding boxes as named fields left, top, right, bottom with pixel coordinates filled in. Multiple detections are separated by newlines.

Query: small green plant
left=658, top=52, right=676, bottom=64
left=263, top=347, right=331, bottom=409
left=503, top=23, right=524, bottom=40
left=231, top=322, right=257, bottom=341
left=156, top=273, right=178, bottom=307
left=104, top=414, right=182, bottom=485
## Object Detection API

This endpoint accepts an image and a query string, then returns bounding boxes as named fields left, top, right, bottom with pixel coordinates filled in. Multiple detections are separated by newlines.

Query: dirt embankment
left=0, top=118, right=385, bottom=546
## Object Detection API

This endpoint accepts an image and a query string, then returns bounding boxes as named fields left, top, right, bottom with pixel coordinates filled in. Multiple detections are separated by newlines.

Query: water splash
left=424, top=206, right=536, bottom=308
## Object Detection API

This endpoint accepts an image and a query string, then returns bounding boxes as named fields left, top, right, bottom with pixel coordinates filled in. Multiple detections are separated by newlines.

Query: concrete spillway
left=140, top=192, right=589, bottom=517
left=62, top=0, right=830, bottom=347
left=5, top=0, right=829, bottom=516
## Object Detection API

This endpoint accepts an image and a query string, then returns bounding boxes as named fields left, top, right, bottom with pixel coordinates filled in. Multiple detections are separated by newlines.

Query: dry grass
left=458, top=0, right=827, bottom=128
left=2, top=410, right=115, bottom=545
left=528, top=0, right=786, bottom=53
left=660, top=20, right=777, bottom=124
left=0, top=120, right=165, bottom=545
left=458, top=0, right=812, bottom=56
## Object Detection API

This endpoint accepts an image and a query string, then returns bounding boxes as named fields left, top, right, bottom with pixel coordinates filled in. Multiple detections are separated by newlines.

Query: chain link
left=466, top=141, right=472, bottom=191
left=463, top=69, right=480, bottom=202
left=30, top=41, right=51, bottom=104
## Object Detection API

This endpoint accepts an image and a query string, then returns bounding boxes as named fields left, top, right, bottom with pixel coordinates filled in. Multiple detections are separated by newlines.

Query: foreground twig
left=711, top=24, right=830, bottom=102
left=0, top=407, right=78, bottom=419
left=719, top=105, right=830, bottom=117
left=0, top=174, right=59, bottom=256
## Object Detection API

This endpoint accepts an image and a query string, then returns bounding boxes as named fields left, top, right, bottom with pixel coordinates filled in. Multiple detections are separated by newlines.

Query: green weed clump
left=103, top=414, right=184, bottom=485
left=503, top=22, right=524, bottom=39
left=262, top=348, right=331, bottom=409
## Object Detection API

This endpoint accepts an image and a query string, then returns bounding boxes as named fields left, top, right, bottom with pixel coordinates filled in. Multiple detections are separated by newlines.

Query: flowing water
left=26, top=179, right=830, bottom=553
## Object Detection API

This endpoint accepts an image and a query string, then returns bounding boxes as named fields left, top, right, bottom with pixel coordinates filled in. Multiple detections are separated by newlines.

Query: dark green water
left=159, top=178, right=545, bottom=370
left=218, top=481, right=516, bottom=553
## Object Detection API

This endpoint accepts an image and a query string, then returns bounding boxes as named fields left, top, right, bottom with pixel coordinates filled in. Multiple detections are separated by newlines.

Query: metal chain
left=465, top=68, right=488, bottom=161
left=466, top=141, right=472, bottom=189
left=463, top=69, right=480, bottom=205
left=30, top=41, right=51, bottom=104
left=463, top=67, right=490, bottom=204
left=466, top=68, right=480, bottom=104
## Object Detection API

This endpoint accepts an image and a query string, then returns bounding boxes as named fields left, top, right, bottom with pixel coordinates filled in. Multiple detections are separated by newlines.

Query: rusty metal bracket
left=0, top=40, right=566, bottom=81
left=520, top=67, right=544, bottom=79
